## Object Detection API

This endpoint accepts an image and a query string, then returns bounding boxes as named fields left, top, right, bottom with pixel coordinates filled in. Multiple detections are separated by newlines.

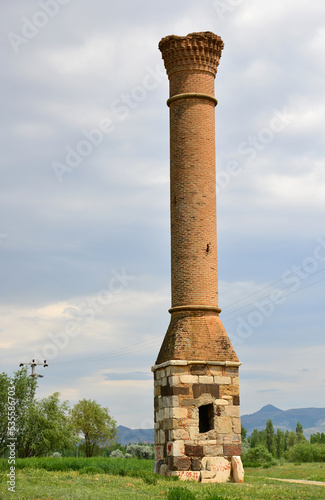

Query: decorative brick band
left=167, top=93, right=218, bottom=107
left=151, top=359, right=242, bottom=372
left=169, top=305, right=221, bottom=314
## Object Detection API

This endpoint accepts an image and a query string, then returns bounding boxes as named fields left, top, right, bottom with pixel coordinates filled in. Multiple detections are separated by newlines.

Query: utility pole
left=19, top=359, right=48, bottom=378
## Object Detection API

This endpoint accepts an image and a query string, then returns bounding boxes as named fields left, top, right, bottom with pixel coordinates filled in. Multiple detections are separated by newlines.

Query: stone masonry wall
left=152, top=360, right=242, bottom=482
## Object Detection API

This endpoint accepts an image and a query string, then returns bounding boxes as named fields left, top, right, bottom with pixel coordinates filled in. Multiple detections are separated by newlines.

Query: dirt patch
left=269, top=478, right=325, bottom=487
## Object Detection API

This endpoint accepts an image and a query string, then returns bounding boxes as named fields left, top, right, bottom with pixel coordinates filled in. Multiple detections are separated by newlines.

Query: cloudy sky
left=1, top=0, right=325, bottom=429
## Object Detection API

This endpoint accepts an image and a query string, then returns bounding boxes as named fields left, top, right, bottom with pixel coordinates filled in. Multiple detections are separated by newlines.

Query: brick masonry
left=154, top=32, right=244, bottom=483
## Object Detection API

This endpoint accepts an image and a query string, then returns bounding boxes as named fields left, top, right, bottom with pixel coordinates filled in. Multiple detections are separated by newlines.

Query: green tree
left=70, top=399, right=117, bottom=457
left=286, top=430, right=297, bottom=449
left=265, top=419, right=275, bottom=455
left=295, top=421, right=306, bottom=444
left=310, top=432, right=325, bottom=444
left=0, top=368, right=37, bottom=457
left=275, top=428, right=285, bottom=458
left=249, top=429, right=263, bottom=448
left=18, top=392, right=75, bottom=457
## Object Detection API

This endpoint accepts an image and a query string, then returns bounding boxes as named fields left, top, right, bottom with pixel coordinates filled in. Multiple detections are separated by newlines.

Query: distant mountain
left=241, top=405, right=325, bottom=438
left=117, top=405, right=325, bottom=444
left=117, top=425, right=154, bottom=446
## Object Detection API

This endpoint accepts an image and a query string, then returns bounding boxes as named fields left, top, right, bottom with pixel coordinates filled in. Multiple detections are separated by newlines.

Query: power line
left=19, top=359, right=48, bottom=378
left=52, top=259, right=325, bottom=365
left=221, top=253, right=325, bottom=312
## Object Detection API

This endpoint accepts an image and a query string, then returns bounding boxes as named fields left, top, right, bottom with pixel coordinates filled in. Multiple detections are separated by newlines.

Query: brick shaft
left=156, top=32, right=238, bottom=364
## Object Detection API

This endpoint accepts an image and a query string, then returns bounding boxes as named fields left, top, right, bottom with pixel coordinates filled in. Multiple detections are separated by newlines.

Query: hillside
left=117, top=405, right=325, bottom=444
left=117, top=425, right=154, bottom=446
left=241, top=404, right=325, bottom=438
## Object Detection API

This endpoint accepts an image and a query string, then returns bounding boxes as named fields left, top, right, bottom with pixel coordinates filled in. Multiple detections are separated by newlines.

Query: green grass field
left=0, top=458, right=324, bottom=499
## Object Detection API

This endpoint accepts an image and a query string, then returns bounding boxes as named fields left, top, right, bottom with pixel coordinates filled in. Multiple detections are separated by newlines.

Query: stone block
left=224, top=405, right=241, bottom=417
left=214, top=376, right=231, bottom=385
left=156, top=409, right=164, bottom=422
left=171, top=386, right=190, bottom=396
left=233, top=395, right=240, bottom=406
left=168, top=456, right=191, bottom=471
left=159, top=464, right=168, bottom=476
left=203, top=443, right=223, bottom=456
left=180, top=374, right=198, bottom=384
left=158, top=429, right=166, bottom=444
left=155, top=445, right=164, bottom=460
left=188, top=426, right=199, bottom=440
left=164, top=407, right=170, bottom=419
left=223, top=443, right=242, bottom=456
left=232, top=456, right=244, bottom=483
left=220, top=384, right=239, bottom=397
left=198, top=375, right=214, bottom=384
left=170, top=428, right=189, bottom=440
left=215, top=417, right=232, bottom=434
left=209, top=366, right=223, bottom=376
left=168, top=395, right=179, bottom=407
left=153, top=460, right=160, bottom=474
left=191, top=458, right=201, bottom=471
left=168, top=376, right=180, bottom=386
left=225, top=367, right=238, bottom=377
left=180, top=398, right=196, bottom=406
left=232, top=377, right=239, bottom=385
left=232, top=417, right=241, bottom=434
left=171, top=470, right=200, bottom=481
left=192, top=383, right=219, bottom=399
left=214, top=398, right=228, bottom=406
left=190, top=364, right=207, bottom=375
left=201, top=457, right=231, bottom=483
left=161, top=377, right=168, bottom=386
left=167, top=418, right=179, bottom=430
left=171, top=407, right=188, bottom=419
left=222, top=395, right=232, bottom=401
left=167, top=440, right=185, bottom=456
left=184, top=444, right=204, bottom=457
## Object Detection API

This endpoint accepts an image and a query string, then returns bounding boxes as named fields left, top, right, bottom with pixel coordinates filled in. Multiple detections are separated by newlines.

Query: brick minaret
left=152, top=32, right=244, bottom=483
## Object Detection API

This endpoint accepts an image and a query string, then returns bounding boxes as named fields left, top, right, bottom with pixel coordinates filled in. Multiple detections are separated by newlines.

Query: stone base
left=152, top=359, right=244, bottom=483
left=155, top=456, right=244, bottom=483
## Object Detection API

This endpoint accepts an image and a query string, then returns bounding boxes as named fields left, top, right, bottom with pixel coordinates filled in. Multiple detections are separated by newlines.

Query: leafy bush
left=51, top=452, right=62, bottom=458
left=126, top=443, right=154, bottom=459
left=167, top=486, right=196, bottom=500
left=110, top=449, right=124, bottom=458
left=242, top=444, right=276, bottom=466
left=286, top=443, right=325, bottom=462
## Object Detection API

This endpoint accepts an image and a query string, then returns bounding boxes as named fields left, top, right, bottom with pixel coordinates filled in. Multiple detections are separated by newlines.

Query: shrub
left=242, top=444, right=276, bottom=466
left=286, top=443, right=325, bottom=462
left=110, top=449, right=124, bottom=458
left=51, top=452, right=62, bottom=458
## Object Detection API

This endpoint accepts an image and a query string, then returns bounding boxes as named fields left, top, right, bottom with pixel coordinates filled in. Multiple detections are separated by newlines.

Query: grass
left=0, top=458, right=324, bottom=499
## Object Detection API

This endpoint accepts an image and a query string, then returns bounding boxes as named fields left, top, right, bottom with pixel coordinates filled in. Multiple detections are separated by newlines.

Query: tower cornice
left=158, top=31, right=224, bottom=77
